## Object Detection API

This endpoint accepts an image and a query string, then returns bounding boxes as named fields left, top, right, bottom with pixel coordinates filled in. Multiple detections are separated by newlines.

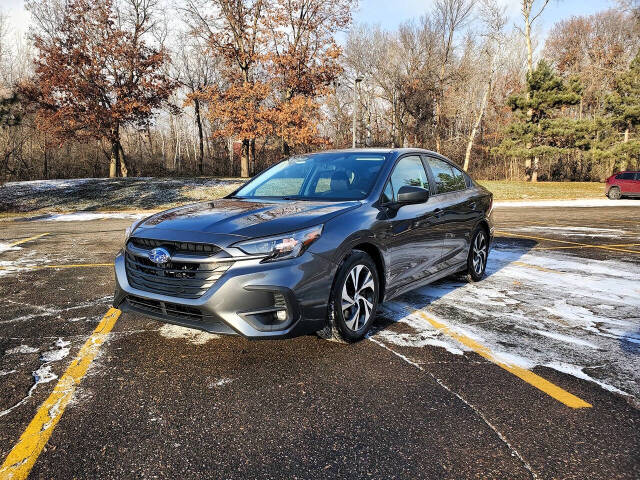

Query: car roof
left=308, top=147, right=445, bottom=157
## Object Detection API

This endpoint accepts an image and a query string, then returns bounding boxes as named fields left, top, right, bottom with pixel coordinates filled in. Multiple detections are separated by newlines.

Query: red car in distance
left=606, top=171, right=640, bottom=199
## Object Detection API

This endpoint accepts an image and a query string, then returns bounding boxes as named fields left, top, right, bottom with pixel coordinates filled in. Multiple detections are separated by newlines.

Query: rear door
left=632, top=173, right=640, bottom=194
left=382, top=155, right=444, bottom=289
left=424, top=156, right=479, bottom=269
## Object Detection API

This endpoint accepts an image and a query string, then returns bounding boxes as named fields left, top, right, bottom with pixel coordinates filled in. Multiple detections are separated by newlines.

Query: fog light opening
left=275, top=309, right=287, bottom=322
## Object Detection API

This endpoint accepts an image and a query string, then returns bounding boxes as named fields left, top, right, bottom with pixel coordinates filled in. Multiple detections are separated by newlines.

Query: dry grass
left=477, top=181, right=605, bottom=201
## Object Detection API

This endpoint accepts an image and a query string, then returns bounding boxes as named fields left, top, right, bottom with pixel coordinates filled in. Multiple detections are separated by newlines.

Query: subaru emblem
left=148, top=247, right=171, bottom=264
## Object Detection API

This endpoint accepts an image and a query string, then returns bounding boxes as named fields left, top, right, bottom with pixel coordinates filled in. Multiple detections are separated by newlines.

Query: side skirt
left=383, top=261, right=467, bottom=302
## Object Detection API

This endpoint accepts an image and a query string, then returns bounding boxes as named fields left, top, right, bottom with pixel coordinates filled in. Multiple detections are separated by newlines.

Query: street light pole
left=352, top=76, right=363, bottom=148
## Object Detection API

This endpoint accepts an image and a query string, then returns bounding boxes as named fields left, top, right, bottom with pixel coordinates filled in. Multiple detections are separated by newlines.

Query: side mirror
left=397, top=185, right=429, bottom=204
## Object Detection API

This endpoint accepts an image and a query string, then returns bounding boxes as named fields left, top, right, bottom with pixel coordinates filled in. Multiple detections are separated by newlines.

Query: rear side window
left=635, top=173, right=640, bottom=180
left=388, top=156, right=429, bottom=201
left=427, top=158, right=466, bottom=194
left=618, top=172, right=635, bottom=180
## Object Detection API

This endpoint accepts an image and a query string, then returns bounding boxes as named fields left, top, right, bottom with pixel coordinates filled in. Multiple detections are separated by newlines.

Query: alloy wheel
left=341, top=264, right=376, bottom=331
left=472, top=231, right=488, bottom=276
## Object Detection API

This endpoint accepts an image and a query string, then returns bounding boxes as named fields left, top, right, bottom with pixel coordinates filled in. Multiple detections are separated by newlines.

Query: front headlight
left=233, top=225, right=323, bottom=262
left=124, top=219, right=143, bottom=244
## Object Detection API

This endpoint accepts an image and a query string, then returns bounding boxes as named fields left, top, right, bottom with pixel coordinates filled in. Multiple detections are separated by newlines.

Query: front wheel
left=462, top=228, right=489, bottom=282
left=608, top=187, right=622, bottom=200
left=317, top=250, right=379, bottom=343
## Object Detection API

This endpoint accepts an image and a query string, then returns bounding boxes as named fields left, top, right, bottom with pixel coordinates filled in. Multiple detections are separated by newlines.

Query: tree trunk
left=118, top=142, right=128, bottom=177
left=43, top=135, right=48, bottom=180
left=531, top=156, right=539, bottom=182
left=464, top=80, right=491, bottom=171
left=194, top=98, right=205, bottom=175
left=109, top=139, right=119, bottom=178
left=241, top=139, right=250, bottom=178
left=250, top=138, right=256, bottom=175
left=624, top=127, right=629, bottom=143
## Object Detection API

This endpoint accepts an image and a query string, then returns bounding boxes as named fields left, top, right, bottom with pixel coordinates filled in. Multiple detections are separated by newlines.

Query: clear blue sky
left=354, top=0, right=618, bottom=36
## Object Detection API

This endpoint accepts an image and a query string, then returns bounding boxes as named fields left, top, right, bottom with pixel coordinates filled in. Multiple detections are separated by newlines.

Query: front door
left=382, top=155, right=444, bottom=289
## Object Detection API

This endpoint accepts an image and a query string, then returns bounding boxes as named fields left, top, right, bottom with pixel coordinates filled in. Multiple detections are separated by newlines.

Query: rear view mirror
left=397, top=185, right=429, bottom=204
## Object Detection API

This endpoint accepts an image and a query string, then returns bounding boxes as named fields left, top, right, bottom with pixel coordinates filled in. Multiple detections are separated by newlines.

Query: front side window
left=234, top=152, right=388, bottom=200
left=388, top=156, right=429, bottom=199
left=427, top=157, right=465, bottom=194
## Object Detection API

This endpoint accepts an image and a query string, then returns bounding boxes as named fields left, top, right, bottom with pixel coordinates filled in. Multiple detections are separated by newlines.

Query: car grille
left=124, top=242, right=232, bottom=299
left=128, top=238, right=221, bottom=255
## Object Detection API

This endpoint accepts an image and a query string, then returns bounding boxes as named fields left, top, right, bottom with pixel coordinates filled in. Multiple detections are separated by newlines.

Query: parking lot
left=1, top=205, right=639, bottom=479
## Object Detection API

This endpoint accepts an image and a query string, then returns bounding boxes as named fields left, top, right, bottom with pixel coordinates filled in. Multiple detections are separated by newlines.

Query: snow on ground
left=511, top=225, right=637, bottom=239
left=494, top=199, right=640, bottom=208
left=40, top=212, right=146, bottom=222
left=0, top=337, right=73, bottom=417
left=376, top=246, right=640, bottom=400
left=158, top=324, right=219, bottom=345
left=0, top=243, right=21, bottom=254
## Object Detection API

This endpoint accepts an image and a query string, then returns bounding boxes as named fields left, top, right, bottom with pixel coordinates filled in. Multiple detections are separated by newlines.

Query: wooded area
left=0, top=0, right=638, bottom=182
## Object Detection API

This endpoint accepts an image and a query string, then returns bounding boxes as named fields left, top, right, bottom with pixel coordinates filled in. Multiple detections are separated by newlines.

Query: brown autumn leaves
left=22, top=0, right=353, bottom=178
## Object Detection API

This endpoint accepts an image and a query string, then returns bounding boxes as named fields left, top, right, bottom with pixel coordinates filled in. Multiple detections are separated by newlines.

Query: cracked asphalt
left=1, top=205, right=639, bottom=479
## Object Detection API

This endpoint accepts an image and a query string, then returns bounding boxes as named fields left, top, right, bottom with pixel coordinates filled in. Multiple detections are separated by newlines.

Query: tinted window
left=619, top=172, right=635, bottom=180
left=389, top=156, right=429, bottom=199
left=449, top=164, right=468, bottom=190
left=428, top=157, right=465, bottom=194
left=636, top=173, right=640, bottom=180
left=235, top=152, right=387, bottom=200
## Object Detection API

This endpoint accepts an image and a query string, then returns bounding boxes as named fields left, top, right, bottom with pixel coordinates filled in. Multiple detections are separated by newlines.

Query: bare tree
left=463, top=0, right=506, bottom=170
left=434, top=0, right=475, bottom=153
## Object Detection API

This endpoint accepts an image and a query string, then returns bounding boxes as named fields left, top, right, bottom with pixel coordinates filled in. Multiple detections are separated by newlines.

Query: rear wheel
left=317, top=251, right=379, bottom=343
left=608, top=187, right=622, bottom=200
left=462, top=228, right=488, bottom=282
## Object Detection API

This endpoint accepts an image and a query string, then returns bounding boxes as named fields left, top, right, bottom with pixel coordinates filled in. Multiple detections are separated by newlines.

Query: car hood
left=134, top=198, right=361, bottom=239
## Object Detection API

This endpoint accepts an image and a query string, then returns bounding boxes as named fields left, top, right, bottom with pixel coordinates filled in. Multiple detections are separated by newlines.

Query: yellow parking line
left=496, top=230, right=640, bottom=255
left=7, top=233, right=50, bottom=247
left=0, top=308, right=121, bottom=480
left=511, top=261, right=563, bottom=274
left=532, top=243, right=640, bottom=252
left=413, top=310, right=592, bottom=409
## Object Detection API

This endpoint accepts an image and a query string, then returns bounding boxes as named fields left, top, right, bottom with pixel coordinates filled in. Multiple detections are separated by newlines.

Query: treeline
left=0, top=0, right=638, bottom=183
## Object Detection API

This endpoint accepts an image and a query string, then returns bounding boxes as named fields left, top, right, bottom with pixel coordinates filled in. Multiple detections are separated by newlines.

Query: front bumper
left=113, top=249, right=337, bottom=339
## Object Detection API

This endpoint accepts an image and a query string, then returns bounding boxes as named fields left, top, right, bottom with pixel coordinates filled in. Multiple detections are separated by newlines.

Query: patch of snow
left=5, top=344, right=39, bottom=354
left=40, top=338, right=71, bottom=362
left=494, top=199, right=640, bottom=208
left=208, top=378, right=234, bottom=388
left=0, top=243, right=21, bottom=254
left=544, top=362, right=629, bottom=396
left=41, top=212, right=146, bottom=222
left=2, top=178, right=97, bottom=191
left=513, top=225, right=628, bottom=238
left=531, top=330, right=599, bottom=349
left=158, top=324, right=219, bottom=345
left=33, top=364, right=58, bottom=385
left=0, top=370, right=17, bottom=376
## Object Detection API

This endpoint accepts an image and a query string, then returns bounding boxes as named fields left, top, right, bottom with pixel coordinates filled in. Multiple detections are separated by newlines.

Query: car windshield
left=233, top=152, right=388, bottom=200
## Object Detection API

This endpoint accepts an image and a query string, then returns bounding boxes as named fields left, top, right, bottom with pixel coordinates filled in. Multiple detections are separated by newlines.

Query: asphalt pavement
left=1, top=205, right=639, bottom=479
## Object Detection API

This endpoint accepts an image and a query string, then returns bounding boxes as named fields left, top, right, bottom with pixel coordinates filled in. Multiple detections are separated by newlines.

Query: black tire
left=608, top=187, right=622, bottom=200
left=317, top=250, right=380, bottom=343
left=462, top=227, right=489, bottom=282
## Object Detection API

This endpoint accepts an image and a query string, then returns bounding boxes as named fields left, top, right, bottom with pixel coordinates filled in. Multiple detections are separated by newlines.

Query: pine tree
left=495, top=60, right=582, bottom=180
left=604, top=50, right=640, bottom=171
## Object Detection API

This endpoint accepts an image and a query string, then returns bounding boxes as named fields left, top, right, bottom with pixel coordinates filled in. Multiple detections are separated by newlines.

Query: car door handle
left=433, top=208, right=444, bottom=217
